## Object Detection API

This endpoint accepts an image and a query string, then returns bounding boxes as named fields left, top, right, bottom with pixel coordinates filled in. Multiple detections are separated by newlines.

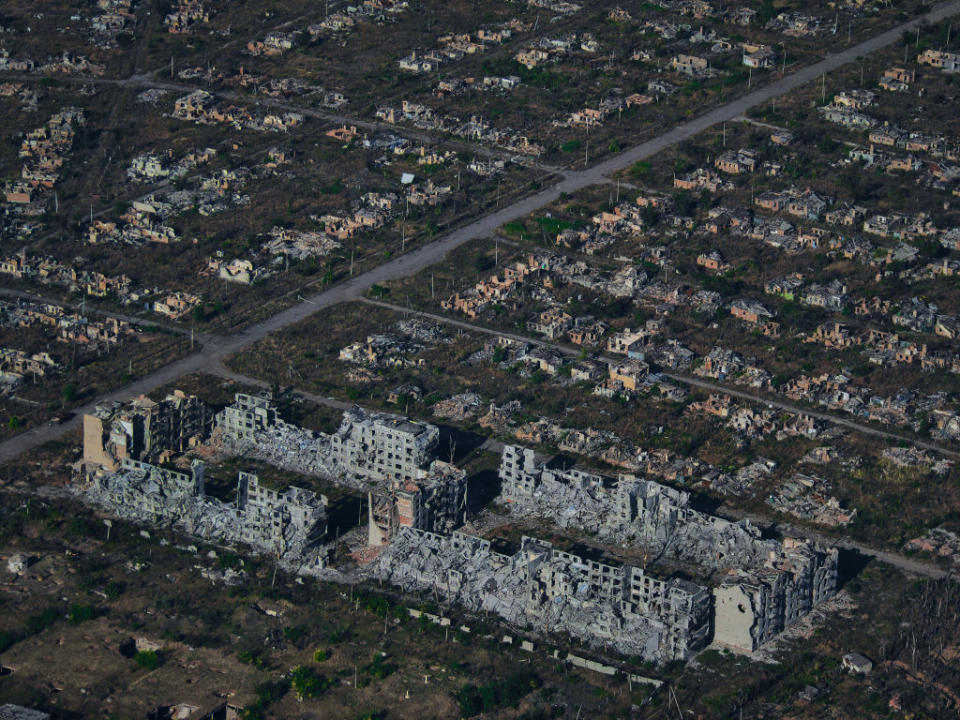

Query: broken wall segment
left=499, top=444, right=772, bottom=571
left=367, top=527, right=711, bottom=664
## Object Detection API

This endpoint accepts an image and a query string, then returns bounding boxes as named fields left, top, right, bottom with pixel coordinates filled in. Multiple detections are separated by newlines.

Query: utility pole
left=821, top=73, right=825, bottom=103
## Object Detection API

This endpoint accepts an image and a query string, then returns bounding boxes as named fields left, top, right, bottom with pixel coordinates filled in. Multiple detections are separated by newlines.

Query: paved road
left=2, top=0, right=960, bottom=464
left=359, top=298, right=960, bottom=460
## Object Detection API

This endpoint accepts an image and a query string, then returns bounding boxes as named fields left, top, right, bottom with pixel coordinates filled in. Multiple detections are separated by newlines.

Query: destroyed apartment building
left=215, top=393, right=436, bottom=484
left=495, top=445, right=838, bottom=653
left=367, top=459, right=466, bottom=546
left=83, top=391, right=215, bottom=472
left=216, top=394, right=466, bottom=543
left=80, top=458, right=327, bottom=567
left=368, top=528, right=711, bottom=663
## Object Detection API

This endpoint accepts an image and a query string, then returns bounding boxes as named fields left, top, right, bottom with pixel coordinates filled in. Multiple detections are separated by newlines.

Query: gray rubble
left=79, top=458, right=328, bottom=571
left=497, top=444, right=839, bottom=652
left=367, top=528, right=711, bottom=663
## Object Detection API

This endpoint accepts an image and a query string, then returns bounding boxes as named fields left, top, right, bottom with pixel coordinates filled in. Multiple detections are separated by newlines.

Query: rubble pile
left=367, top=528, right=711, bottom=662
left=711, top=458, right=776, bottom=495
left=882, top=446, right=953, bottom=476
left=903, top=528, right=960, bottom=565
left=396, top=316, right=449, bottom=343
left=478, top=400, right=522, bottom=433
left=498, top=444, right=839, bottom=652
left=80, top=459, right=328, bottom=569
left=338, top=333, right=424, bottom=368
left=214, top=419, right=338, bottom=483
left=500, top=445, right=773, bottom=571
left=768, top=473, right=857, bottom=526
left=432, top=392, right=483, bottom=421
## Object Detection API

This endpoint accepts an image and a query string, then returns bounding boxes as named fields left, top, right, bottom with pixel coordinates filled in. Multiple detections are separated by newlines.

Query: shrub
left=364, top=653, right=397, bottom=680
left=290, top=665, right=334, bottom=700
left=239, top=650, right=267, bottom=669
left=0, top=630, right=21, bottom=653
left=68, top=604, right=95, bottom=624
left=456, top=672, right=542, bottom=717
left=25, top=608, right=60, bottom=635
left=283, top=625, right=307, bottom=644
left=134, top=650, right=162, bottom=670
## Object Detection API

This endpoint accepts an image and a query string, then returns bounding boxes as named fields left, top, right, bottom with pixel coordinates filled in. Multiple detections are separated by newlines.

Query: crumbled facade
left=83, top=391, right=214, bottom=471
left=368, top=528, right=712, bottom=663
left=83, top=458, right=327, bottom=563
left=497, top=444, right=838, bottom=653
left=367, top=460, right=467, bottom=546
left=216, top=394, right=445, bottom=490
